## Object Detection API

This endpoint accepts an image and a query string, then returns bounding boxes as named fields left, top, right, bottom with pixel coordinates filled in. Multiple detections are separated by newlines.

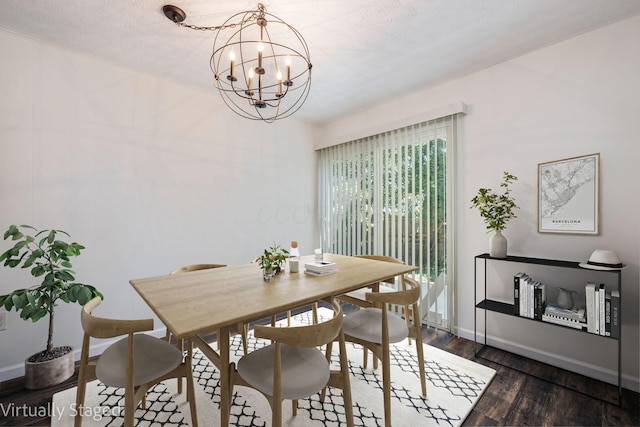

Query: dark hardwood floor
left=422, top=330, right=639, bottom=426
left=1, top=317, right=638, bottom=426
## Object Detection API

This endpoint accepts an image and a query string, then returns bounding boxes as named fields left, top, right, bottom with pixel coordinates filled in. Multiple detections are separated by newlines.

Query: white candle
left=229, top=51, right=236, bottom=78
left=277, top=71, right=283, bottom=96
left=285, top=56, right=291, bottom=81
left=247, top=69, right=254, bottom=92
left=257, top=43, right=264, bottom=70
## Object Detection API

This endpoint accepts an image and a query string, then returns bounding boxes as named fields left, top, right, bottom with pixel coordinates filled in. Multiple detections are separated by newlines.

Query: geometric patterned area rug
left=52, top=308, right=495, bottom=426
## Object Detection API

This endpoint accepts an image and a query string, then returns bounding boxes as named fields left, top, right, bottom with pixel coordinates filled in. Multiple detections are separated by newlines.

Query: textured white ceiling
left=1, top=0, right=639, bottom=124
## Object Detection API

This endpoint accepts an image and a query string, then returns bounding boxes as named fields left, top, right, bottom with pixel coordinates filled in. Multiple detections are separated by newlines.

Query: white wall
left=2, top=15, right=639, bottom=392
left=0, top=30, right=318, bottom=380
left=319, top=15, right=640, bottom=391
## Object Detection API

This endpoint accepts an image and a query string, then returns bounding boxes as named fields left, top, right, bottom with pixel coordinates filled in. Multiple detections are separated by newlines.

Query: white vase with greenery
left=470, top=172, right=519, bottom=258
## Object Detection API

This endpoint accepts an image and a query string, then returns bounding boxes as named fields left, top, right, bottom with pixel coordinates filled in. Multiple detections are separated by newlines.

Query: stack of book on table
left=304, top=261, right=338, bottom=276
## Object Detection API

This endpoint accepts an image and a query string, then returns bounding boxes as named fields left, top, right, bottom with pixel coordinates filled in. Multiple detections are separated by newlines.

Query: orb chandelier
left=163, top=3, right=312, bottom=123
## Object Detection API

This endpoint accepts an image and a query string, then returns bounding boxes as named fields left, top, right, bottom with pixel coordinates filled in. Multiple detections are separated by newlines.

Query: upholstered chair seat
left=237, top=344, right=330, bottom=400
left=96, top=334, right=183, bottom=388
left=343, top=307, right=409, bottom=344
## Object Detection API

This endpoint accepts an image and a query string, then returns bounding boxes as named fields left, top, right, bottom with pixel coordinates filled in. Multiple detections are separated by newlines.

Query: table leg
left=190, top=334, right=228, bottom=426
left=185, top=340, right=198, bottom=427
left=219, top=326, right=231, bottom=427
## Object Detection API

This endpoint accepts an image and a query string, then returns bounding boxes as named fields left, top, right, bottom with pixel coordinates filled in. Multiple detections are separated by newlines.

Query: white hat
left=579, top=249, right=627, bottom=270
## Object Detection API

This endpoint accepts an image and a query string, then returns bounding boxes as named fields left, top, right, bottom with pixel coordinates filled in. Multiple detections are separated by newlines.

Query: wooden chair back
left=170, top=263, right=226, bottom=274
left=81, top=296, right=153, bottom=339
left=365, top=275, right=420, bottom=307
left=253, top=299, right=343, bottom=348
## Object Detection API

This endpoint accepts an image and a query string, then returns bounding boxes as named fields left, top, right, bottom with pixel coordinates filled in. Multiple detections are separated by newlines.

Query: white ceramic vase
left=489, top=230, right=507, bottom=258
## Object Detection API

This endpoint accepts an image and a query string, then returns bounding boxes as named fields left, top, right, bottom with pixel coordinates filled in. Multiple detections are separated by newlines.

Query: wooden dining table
left=130, top=253, right=417, bottom=426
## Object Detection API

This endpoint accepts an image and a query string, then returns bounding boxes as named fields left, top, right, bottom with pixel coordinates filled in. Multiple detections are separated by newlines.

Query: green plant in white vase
left=470, top=171, right=519, bottom=258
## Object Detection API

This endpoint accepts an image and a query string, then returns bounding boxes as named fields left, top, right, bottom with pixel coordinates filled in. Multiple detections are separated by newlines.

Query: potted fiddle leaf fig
left=0, top=224, right=103, bottom=389
left=470, top=171, right=519, bottom=258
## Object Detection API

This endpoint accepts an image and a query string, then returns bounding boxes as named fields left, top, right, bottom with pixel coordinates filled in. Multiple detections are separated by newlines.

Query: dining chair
left=169, top=264, right=249, bottom=357
left=337, top=255, right=413, bottom=368
left=74, top=297, right=198, bottom=427
left=231, top=298, right=354, bottom=427
left=329, top=275, right=426, bottom=427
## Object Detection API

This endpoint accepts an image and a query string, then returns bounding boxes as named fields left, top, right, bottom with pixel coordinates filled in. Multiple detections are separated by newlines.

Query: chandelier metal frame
left=163, top=4, right=312, bottom=123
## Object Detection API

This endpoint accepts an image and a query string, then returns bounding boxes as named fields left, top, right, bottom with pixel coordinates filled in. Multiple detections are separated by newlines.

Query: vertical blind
left=317, top=115, right=456, bottom=330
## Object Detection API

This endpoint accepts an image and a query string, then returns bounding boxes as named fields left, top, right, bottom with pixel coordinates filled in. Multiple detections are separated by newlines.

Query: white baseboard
left=458, top=327, right=639, bottom=393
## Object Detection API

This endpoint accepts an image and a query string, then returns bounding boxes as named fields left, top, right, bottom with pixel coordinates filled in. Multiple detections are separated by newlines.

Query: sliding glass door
left=317, top=115, right=456, bottom=331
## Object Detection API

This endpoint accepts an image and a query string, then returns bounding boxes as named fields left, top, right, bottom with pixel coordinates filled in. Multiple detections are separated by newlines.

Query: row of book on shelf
left=513, top=272, right=619, bottom=338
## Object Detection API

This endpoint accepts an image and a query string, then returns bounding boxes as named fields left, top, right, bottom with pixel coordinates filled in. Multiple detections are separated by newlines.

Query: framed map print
left=538, top=153, right=600, bottom=234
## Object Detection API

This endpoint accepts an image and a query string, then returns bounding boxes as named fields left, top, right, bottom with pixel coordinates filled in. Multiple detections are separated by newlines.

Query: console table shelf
left=475, top=252, right=582, bottom=268
left=474, top=253, right=622, bottom=404
left=476, top=299, right=513, bottom=314
left=475, top=298, right=621, bottom=339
